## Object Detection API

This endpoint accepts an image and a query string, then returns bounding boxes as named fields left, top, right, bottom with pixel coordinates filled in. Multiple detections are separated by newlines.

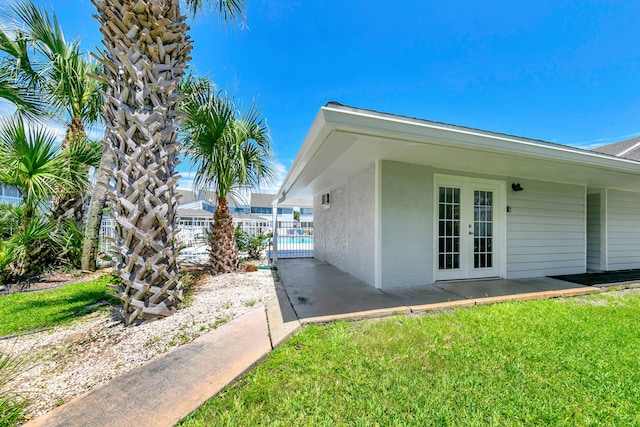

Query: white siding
left=506, top=180, right=586, bottom=278
left=380, top=161, right=433, bottom=287
left=586, top=193, right=603, bottom=271
left=607, top=189, right=640, bottom=270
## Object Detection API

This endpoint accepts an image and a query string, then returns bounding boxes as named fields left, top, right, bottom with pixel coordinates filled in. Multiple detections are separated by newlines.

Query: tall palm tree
left=180, top=77, right=274, bottom=274
left=91, top=0, right=244, bottom=324
left=7, top=0, right=103, bottom=229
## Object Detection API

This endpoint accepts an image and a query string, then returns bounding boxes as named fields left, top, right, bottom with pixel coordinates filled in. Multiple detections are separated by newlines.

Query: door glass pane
left=438, top=186, right=460, bottom=270
left=473, top=190, right=493, bottom=269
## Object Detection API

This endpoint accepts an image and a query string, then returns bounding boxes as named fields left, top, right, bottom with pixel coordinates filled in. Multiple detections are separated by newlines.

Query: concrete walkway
left=25, top=259, right=606, bottom=426
left=276, top=258, right=601, bottom=324
left=26, top=306, right=272, bottom=427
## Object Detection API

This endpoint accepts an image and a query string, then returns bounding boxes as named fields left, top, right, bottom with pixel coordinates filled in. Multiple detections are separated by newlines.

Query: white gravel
left=3, top=266, right=278, bottom=422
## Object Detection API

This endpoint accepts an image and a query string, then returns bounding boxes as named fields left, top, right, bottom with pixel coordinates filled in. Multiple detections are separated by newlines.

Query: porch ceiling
left=278, top=104, right=640, bottom=206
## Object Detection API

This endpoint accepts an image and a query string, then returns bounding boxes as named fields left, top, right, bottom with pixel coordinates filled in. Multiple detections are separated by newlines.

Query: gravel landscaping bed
left=3, top=265, right=278, bottom=422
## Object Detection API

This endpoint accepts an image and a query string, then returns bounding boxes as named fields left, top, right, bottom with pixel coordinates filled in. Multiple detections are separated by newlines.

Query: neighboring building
left=276, top=102, right=640, bottom=289
left=250, top=193, right=295, bottom=222
left=298, top=207, right=314, bottom=227
left=592, top=135, right=640, bottom=161
left=0, top=185, right=20, bottom=205
left=175, top=190, right=298, bottom=236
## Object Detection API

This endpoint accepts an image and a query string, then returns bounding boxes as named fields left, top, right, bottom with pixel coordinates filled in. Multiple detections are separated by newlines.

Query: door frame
left=433, top=174, right=507, bottom=282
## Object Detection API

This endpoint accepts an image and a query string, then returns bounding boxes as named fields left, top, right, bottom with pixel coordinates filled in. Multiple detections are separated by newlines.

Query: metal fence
left=269, top=221, right=314, bottom=260
left=99, top=217, right=117, bottom=255
left=99, top=217, right=314, bottom=262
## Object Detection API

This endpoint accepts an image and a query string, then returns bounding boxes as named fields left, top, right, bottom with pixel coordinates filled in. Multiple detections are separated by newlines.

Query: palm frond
left=1, top=0, right=101, bottom=125
left=184, top=0, right=246, bottom=23
left=179, top=77, right=274, bottom=199
left=0, top=117, right=72, bottom=212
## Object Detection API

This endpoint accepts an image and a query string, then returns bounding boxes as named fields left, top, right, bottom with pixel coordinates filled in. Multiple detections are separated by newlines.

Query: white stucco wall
left=607, top=189, right=640, bottom=270
left=322, top=182, right=349, bottom=271
left=505, top=179, right=586, bottom=278
left=313, top=165, right=376, bottom=285
left=380, top=161, right=433, bottom=287
left=313, top=194, right=325, bottom=262
left=347, top=164, right=376, bottom=285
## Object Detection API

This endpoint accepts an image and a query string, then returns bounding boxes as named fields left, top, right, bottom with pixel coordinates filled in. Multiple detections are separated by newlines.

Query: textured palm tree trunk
left=210, top=196, right=239, bottom=274
left=50, top=116, right=88, bottom=231
left=92, top=0, right=190, bottom=324
left=81, top=141, right=113, bottom=271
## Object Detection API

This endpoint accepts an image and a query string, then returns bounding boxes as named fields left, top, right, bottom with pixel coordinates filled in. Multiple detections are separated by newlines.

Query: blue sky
left=19, top=0, right=640, bottom=190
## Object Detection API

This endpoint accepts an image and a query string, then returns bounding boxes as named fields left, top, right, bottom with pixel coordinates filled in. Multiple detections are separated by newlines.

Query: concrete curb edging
left=25, top=306, right=272, bottom=427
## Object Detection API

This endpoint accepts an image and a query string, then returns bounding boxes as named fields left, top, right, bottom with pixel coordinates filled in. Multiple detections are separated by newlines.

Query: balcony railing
left=0, top=195, right=21, bottom=205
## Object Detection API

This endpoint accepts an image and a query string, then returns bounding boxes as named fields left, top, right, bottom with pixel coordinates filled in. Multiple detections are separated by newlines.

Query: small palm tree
left=180, top=77, right=274, bottom=273
left=0, top=118, right=97, bottom=277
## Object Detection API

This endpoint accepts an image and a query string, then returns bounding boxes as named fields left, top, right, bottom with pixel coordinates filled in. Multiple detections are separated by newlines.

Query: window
left=300, top=208, right=313, bottom=215
left=251, top=207, right=273, bottom=215
left=277, top=208, right=293, bottom=215
left=230, top=207, right=249, bottom=214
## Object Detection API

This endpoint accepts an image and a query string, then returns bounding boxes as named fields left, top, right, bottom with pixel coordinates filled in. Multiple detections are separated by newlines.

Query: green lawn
left=0, top=275, right=119, bottom=336
left=180, top=290, right=640, bottom=426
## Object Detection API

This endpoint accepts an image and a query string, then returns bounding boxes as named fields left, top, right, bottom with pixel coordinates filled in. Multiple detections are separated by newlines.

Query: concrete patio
left=275, top=258, right=600, bottom=324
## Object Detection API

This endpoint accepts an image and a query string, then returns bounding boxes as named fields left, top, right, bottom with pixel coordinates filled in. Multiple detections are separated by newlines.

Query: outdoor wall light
left=511, top=183, right=524, bottom=192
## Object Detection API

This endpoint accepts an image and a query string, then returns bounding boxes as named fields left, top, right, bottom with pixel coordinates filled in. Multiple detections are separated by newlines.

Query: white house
left=276, top=102, right=640, bottom=289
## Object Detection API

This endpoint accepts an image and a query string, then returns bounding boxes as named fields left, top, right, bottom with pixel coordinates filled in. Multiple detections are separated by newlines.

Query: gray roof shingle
left=592, top=136, right=640, bottom=161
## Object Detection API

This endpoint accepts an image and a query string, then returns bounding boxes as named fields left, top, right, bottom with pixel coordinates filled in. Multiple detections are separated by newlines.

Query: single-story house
left=276, top=102, right=640, bottom=289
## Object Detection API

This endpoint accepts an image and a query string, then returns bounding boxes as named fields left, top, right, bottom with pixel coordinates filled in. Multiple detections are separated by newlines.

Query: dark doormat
left=551, top=269, right=640, bottom=286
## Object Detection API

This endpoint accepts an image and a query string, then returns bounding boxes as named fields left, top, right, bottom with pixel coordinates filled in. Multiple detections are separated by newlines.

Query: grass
left=0, top=275, right=119, bottom=337
left=180, top=290, right=640, bottom=426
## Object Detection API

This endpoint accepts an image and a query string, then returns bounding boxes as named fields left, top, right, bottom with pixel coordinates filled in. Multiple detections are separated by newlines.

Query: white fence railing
left=0, top=195, right=21, bottom=205
left=99, top=217, right=277, bottom=262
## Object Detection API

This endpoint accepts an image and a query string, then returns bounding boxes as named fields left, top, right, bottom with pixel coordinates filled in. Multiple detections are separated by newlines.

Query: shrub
left=234, top=229, right=271, bottom=260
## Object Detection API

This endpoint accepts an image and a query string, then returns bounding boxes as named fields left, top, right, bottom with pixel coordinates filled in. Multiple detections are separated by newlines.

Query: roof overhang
left=277, top=104, right=640, bottom=206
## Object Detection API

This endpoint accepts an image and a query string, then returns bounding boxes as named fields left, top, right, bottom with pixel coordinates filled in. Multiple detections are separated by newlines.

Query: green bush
left=235, top=229, right=271, bottom=260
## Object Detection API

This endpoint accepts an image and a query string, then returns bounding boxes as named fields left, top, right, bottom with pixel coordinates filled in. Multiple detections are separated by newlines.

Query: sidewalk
left=25, top=306, right=273, bottom=427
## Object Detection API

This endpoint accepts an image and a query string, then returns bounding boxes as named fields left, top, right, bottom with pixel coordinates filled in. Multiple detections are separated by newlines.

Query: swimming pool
left=276, top=236, right=314, bottom=245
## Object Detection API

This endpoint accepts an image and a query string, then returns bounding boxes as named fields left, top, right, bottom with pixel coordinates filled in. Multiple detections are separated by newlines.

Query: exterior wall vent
left=321, top=192, right=330, bottom=208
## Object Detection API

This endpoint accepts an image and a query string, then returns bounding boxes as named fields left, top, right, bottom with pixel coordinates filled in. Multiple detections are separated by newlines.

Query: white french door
left=434, top=175, right=505, bottom=281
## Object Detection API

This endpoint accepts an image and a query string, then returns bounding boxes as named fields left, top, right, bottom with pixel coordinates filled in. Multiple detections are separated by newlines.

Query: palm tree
left=81, top=139, right=112, bottom=271
left=0, top=13, right=45, bottom=119
left=0, top=118, right=98, bottom=277
left=180, top=78, right=274, bottom=274
left=7, top=0, right=103, bottom=229
left=91, top=0, right=244, bottom=324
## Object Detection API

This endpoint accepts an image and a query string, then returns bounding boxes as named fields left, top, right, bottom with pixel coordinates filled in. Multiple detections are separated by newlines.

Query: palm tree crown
left=180, top=77, right=274, bottom=200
